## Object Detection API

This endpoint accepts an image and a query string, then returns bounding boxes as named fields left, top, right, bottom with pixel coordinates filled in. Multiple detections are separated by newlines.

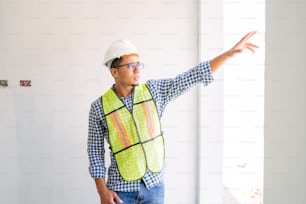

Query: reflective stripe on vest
left=102, top=84, right=165, bottom=181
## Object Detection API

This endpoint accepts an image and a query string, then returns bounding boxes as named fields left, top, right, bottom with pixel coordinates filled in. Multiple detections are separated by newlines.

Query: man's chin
left=131, top=83, right=139, bottom=87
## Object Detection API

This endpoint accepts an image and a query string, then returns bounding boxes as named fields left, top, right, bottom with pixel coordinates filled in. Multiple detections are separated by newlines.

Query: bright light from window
left=223, top=1, right=265, bottom=204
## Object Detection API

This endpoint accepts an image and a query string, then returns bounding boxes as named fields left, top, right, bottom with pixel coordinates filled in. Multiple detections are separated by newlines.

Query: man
left=88, top=32, right=258, bottom=204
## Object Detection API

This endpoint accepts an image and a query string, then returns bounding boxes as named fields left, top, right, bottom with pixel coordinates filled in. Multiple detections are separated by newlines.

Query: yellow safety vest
left=102, top=84, right=165, bottom=181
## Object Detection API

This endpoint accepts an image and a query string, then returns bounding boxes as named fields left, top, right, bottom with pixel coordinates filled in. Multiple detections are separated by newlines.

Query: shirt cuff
left=89, top=165, right=107, bottom=178
left=198, top=60, right=214, bottom=86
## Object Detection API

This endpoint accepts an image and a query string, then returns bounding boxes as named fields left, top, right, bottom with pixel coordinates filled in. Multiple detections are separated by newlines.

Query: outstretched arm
left=210, top=31, right=259, bottom=73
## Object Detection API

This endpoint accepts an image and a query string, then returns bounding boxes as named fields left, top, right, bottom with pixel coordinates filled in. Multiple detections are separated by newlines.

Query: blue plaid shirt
left=87, top=61, right=214, bottom=192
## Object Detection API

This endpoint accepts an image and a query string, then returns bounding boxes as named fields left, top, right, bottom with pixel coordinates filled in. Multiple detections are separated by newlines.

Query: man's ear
left=110, top=68, right=118, bottom=78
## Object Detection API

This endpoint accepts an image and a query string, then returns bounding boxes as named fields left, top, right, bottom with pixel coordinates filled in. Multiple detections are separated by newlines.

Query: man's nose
left=133, top=67, right=141, bottom=73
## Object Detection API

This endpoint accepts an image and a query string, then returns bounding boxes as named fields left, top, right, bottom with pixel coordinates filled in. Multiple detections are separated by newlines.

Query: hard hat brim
left=104, top=53, right=139, bottom=68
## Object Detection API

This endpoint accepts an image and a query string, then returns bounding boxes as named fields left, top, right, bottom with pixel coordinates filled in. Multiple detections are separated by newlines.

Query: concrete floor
left=223, top=187, right=263, bottom=204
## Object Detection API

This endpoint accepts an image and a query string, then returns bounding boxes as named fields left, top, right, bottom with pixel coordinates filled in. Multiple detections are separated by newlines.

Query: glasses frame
left=113, top=61, right=144, bottom=71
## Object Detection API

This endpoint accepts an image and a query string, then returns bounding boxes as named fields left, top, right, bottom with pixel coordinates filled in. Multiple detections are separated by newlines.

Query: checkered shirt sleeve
left=147, top=60, right=213, bottom=116
left=87, top=104, right=107, bottom=178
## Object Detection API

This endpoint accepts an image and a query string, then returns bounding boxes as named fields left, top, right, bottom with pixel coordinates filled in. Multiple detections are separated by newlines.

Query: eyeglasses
left=113, top=62, right=144, bottom=71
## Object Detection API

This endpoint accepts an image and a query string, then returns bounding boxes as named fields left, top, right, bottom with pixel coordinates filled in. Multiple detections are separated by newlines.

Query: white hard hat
left=103, top=40, right=139, bottom=68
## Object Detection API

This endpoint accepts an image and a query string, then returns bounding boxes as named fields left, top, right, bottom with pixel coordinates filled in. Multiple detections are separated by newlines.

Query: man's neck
left=113, top=84, right=134, bottom=98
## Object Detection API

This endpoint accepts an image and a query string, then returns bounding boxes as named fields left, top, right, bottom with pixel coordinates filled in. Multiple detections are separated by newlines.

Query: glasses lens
left=129, top=62, right=144, bottom=70
left=137, top=62, right=144, bottom=69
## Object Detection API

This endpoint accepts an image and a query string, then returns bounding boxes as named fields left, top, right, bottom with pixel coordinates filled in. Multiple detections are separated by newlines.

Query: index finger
left=240, top=31, right=257, bottom=43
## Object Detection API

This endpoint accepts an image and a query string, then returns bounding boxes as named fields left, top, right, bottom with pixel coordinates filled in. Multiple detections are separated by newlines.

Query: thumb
left=113, top=192, right=123, bottom=204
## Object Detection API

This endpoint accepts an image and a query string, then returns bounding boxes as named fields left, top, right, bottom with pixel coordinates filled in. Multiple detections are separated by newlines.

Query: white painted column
left=198, top=1, right=224, bottom=204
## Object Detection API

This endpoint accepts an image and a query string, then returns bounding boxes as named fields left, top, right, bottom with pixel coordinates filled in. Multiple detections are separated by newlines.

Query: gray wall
left=265, top=1, right=306, bottom=203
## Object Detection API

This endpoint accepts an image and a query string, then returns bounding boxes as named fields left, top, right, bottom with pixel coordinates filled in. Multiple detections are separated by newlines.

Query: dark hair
left=111, top=57, right=123, bottom=68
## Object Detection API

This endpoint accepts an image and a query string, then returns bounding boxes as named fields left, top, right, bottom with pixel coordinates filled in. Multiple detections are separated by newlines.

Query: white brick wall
left=0, top=0, right=202, bottom=204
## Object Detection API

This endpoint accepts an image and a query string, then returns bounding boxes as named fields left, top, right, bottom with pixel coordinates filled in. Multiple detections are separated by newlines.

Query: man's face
left=111, top=54, right=141, bottom=87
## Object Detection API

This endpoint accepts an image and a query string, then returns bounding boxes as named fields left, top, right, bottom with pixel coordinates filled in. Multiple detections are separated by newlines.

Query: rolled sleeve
left=198, top=60, right=214, bottom=86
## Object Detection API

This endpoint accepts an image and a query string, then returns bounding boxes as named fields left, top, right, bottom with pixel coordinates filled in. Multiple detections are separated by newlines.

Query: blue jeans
left=115, top=182, right=164, bottom=204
